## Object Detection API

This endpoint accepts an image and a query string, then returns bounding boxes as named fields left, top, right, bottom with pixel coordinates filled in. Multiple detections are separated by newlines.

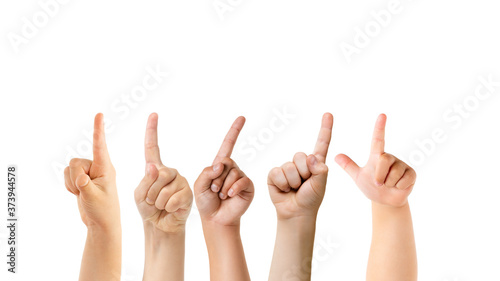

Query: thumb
left=306, top=154, right=329, bottom=189
left=194, top=163, right=224, bottom=194
left=335, top=154, right=360, bottom=181
left=75, top=174, right=97, bottom=196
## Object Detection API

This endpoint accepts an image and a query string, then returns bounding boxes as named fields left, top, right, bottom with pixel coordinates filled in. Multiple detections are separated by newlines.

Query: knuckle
left=157, top=169, right=170, bottom=181
left=155, top=199, right=164, bottom=210
left=393, top=162, right=406, bottom=174
left=203, top=166, right=213, bottom=175
left=221, top=157, right=234, bottom=166
left=293, top=152, right=306, bottom=160
left=69, top=158, right=80, bottom=166
left=168, top=197, right=180, bottom=208
left=379, top=153, right=394, bottom=163
left=283, top=162, right=294, bottom=170
left=146, top=188, right=156, bottom=199
left=323, top=164, right=329, bottom=173
left=269, top=167, right=281, bottom=178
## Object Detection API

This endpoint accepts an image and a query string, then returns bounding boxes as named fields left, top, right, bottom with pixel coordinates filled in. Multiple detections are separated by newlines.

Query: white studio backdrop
left=0, top=0, right=499, bottom=280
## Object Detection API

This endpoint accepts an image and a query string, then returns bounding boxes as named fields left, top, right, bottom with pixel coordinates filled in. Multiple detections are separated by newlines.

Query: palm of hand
left=353, top=159, right=412, bottom=207
left=335, top=114, right=416, bottom=208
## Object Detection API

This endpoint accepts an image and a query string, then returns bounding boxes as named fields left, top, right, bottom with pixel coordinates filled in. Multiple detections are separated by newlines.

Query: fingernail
left=213, top=164, right=221, bottom=172
left=211, top=184, right=218, bottom=192
left=146, top=197, right=154, bottom=205
left=77, top=176, right=89, bottom=188
left=376, top=181, right=383, bottom=187
left=147, top=164, right=155, bottom=176
left=228, top=189, right=234, bottom=197
left=219, top=192, right=226, bottom=199
left=310, top=155, right=317, bottom=165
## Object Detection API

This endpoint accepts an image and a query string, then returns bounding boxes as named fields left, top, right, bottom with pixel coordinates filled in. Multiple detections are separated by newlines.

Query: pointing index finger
left=213, top=116, right=245, bottom=165
left=313, top=113, right=333, bottom=163
left=145, top=113, right=162, bottom=165
left=370, top=114, right=387, bottom=155
left=93, top=113, right=112, bottom=165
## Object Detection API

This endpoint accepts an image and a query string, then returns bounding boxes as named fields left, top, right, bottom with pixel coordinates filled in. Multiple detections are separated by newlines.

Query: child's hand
left=134, top=113, right=193, bottom=233
left=335, top=114, right=417, bottom=208
left=194, top=117, right=254, bottom=226
left=267, top=113, right=333, bottom=220
left=64, top=113, right=120, bottom=231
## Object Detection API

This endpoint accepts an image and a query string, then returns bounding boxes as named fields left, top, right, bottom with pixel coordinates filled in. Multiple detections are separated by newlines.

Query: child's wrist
left=372, top=200, right=410, bottom=211
left=143, top=221, right=186, bottom=237
left=276, top=209, right=319, bottom=222
left=201, top=219, right=241, bottom=233
left=200, top=216, right=241, bottom=228
left=87, top=221, right=121, bottom=236
left=87, top=224, right=122, bottom=243
left=277, top=215, right=317, bottom=229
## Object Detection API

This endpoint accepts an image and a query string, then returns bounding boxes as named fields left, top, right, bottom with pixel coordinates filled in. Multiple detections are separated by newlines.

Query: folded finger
left=395, top=168, right=417, bottom=190
left=166, top=186, right=193, bottom=213
left=384, top=162, right=407, bottom=187
left=134, top=164, right=159, bottom=203
left=220, top=168, right=243, bottom=199
left=64, top=167, right=78, bottom=195
left=375, top=153, right=396, bottom=186
left=194, top=163, right=224, bottom=194
left=268, top=167, right=290, bottom=192
left=282, top=162, right=302, bottom=189
left=293, top=152, right=311, bottom=180
left=146, top=168, right=177, bottom=205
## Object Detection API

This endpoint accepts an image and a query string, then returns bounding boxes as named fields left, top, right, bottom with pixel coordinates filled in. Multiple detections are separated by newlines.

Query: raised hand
left=134, top=113, right=193, bottom=233
left=64, top=113, right=121, bottom=281
left=267, top=113, right=333, bottom=219
left=64, top=113, right=120, bottom=230
left=194, top=116, right=254, bottom=226
left=267, top=113, right=333, bottom=281
left=335, top=114, right=417, bottom=207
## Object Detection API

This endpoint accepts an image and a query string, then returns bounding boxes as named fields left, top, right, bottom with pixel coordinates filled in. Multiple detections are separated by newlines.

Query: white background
left=1, top=0, right=500, bottom=280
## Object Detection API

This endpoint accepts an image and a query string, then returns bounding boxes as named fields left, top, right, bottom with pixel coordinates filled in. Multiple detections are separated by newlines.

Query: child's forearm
left=202, top=222, right=251, bottom=281
left=269, top=216, right=316, bottom=281
left=79, top=226, right=122, bottom=281
left=367, top=202, right=417, bottom=281
left=143, top=223, right=185, bottom=281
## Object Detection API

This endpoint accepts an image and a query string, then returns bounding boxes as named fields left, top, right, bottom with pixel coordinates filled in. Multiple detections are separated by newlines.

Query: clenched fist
left=64, top=113, right=120, bottom=230
left=268, top=113, right=333, bottom=219
left=335, top=114, right=417, bottom=207
left=134, top=113, right=193, bottom=234
left=194, top=116, right=254, bottom=226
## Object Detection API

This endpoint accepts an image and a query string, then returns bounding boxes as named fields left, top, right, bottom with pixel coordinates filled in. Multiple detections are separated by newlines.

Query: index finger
left=370, top=114, right=387, bottom=155
left=213, top=116, right=245, bottom=165
left=93, top=113, right=112, bottom=165
left=145, top=113, right=162, bottom=165
left=313, top=113, right=333, bottom=163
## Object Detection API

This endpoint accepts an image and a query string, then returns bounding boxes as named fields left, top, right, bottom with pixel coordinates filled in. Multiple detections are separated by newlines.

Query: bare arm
left=367, top=202, right=417, bottom=281
left=79, top=226, right=121, bottom=281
